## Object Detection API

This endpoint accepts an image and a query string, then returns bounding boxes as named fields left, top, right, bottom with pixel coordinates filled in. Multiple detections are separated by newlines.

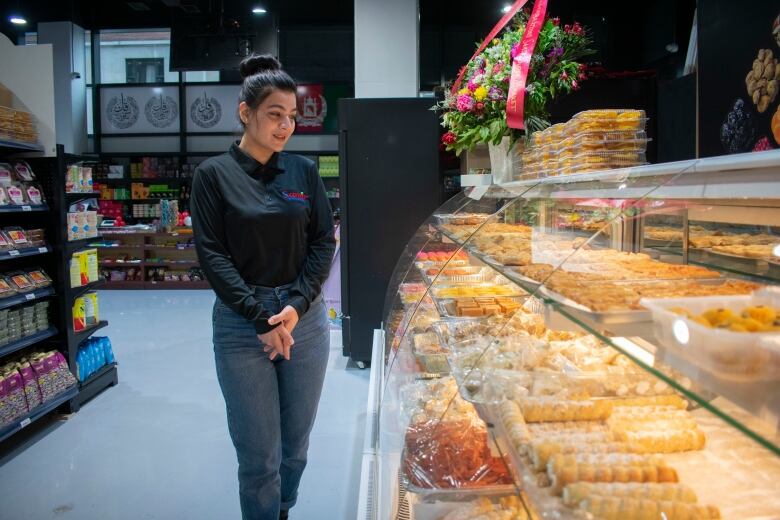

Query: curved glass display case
left=375, top=151, right=780, bottom=520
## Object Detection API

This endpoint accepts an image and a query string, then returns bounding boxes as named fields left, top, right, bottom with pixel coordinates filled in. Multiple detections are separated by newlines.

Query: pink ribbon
left=506, top=0, right=548, bottom=129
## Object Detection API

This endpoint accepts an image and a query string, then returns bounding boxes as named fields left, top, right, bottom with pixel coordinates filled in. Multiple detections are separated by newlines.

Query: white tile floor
left=0, top=290, right=370, bottom=520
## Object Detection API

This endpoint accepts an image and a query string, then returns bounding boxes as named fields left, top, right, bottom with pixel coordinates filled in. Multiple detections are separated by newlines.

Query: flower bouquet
left=437, top=4, right=594, bottom=155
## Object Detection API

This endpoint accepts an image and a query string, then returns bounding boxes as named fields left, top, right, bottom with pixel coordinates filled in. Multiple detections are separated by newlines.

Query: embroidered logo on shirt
left=281, top=190, right=309, bottom=203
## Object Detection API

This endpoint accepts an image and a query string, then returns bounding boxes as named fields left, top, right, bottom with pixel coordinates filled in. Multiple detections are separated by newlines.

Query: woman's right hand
left=258, top=326, right=295, bottom=360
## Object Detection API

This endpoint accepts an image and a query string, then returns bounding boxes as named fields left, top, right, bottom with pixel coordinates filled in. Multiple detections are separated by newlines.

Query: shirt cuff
left=288, top=295, right=309, bottom=318
left=254, top=318, right=279, bottom=335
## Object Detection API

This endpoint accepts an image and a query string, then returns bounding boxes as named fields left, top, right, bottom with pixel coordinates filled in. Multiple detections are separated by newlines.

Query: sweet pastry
left=516, top=397, right=612, bottom=422
left=612, top=429, right=706, bottom=454
left=439, top=496, right=528, bottom=520
left=547, top=452, right=678, bottom=494
left=562, top=482, right=698, bottom=507
left=577, top=495, right=720, bottom=520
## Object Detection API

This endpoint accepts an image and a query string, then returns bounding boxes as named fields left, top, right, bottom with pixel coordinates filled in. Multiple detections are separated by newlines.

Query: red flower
left=579, top=63, right=587, bottom=71
left=552, top=17, right=560, bottom=26
left=564, top=24, right=571, bottom=32
left=578, top=72, right=586, bottom=81
left=572, top=80, right=579, bottom=90
left=442, top=132, right=457, bottom=145
left=475, top=102, right=485, bottom=111
left=561, top=71, right=569, bottom=80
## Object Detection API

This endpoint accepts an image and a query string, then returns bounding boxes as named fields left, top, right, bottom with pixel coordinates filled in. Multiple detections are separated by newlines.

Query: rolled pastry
left=611, top=394, right=687, bottom=410
left=531, top=440, right=637, bottom=471
left=613, top=428, right=706, bottom=453
left=578, top=495, right=720, bottom=520
left=562, top=482, right=698, bottom=507
left=527, top=421, right=608, bottom=435
left=517, top=397, right=612, bottom=422
left=547, top=452, right=678, bottom=494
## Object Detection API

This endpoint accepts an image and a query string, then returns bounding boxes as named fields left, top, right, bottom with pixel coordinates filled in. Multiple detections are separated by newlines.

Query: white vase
left=488, top=136, right=520, bottom=184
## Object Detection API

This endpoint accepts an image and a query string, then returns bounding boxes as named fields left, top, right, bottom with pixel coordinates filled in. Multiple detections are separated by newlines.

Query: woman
left=191, top=54, right=336, bottom=520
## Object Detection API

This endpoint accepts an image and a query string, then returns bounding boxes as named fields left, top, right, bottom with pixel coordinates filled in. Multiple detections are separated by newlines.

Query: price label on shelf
left=22, top=205, right=32, bottom=212
left=38, top=247, right=48, bottom=253
left=25, top=293, right=35, bottom=301
left=20, top=418, right=31, bottom=428
left=8, top=250, right=19, bottom=256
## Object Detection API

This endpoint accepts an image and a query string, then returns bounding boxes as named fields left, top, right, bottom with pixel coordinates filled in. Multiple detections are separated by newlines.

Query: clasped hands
left=257, top=306, right=299, bottom=360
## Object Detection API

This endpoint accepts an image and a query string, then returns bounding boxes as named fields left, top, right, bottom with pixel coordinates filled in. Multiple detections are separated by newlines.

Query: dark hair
left=238, top=54, right=296, bottom=127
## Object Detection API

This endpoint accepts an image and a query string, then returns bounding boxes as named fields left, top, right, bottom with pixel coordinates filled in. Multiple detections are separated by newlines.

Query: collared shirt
left=191, top=142, right=336, bottom=333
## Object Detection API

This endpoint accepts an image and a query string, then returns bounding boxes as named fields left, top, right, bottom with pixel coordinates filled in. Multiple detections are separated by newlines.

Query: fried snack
left=562, top=482, right=698, bottom=507
left=547, top=452, right=678, bottom=494
left=578, top=495, right=720, bottom=520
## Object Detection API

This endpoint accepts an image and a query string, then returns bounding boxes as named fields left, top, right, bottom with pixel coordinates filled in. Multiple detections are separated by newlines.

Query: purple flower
left=547, top=46, right=564, bottom=59
left=488, top=86, right=504, bottom=100
left=456, top=95, right=476, bottom=112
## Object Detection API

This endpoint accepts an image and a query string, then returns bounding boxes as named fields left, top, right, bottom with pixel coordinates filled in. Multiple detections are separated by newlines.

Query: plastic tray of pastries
left=433, top=213, right=493, bottom=226
left=641, top=288, right=780, bottom=381
left=566, top=109, right=647, bottom=134
left=435, top=296, right=529, bottom=321
left=538, top=278, right=763, bottom=324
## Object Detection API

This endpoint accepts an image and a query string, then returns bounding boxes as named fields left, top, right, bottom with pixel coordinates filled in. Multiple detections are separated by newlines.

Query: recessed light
left=9, top=16, right=27, bottom=25
left=501, top=5, right=511, bottom=13
left=252, top=7, right=267, bottom=14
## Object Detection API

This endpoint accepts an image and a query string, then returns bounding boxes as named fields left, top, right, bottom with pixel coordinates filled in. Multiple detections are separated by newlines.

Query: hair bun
left=239, top=54, right=282, bottom=78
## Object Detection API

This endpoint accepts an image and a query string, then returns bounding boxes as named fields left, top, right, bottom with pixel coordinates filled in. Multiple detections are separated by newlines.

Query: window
left=126, top=58, right=165, bottom=83
left=99, top=29, right=179, bottom=84
left=185, top=71, right=220, bottom=83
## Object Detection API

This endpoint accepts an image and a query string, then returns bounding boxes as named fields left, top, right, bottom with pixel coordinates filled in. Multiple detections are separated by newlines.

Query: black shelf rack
left=0, top=287, right=56, bottom=311
left=0, top=327, right=58, bottom=358
left=0, top=142, right=117, bottom=444
left=0, top=385, right=78, bottom=443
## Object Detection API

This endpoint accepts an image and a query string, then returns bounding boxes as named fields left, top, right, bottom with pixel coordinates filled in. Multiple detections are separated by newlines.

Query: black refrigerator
left=339, top=98, right=441, bottom=365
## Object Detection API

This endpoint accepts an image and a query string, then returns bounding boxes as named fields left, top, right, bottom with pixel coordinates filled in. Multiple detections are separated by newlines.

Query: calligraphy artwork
left=145, top=94, right=179, bottom=128
left=106, top=93, right=140, bottom=130
left=190, top=92, right=222, bottom=129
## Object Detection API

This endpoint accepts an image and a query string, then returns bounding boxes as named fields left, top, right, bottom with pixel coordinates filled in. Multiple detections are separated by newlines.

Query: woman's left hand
left=268, top=305, right=300, bottom=334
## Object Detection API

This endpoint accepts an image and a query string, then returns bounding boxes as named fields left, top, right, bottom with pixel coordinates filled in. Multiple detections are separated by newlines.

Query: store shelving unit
left=96, top=230, right=208, bottom=290
left=0, top=141, right=116, bottom=443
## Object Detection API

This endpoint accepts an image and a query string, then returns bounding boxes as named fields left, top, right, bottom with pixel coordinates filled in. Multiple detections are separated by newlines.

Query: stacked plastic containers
left=519, top=109, right=650, bottom=180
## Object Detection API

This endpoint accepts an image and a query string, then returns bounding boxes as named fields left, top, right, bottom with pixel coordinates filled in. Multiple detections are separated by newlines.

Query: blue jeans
left=213, top=284, right=330, bottom=520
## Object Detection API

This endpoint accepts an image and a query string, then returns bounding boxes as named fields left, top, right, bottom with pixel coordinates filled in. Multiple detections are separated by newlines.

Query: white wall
left=355, top=0, right=419, bottom=98
left=0, top=33, right=56, bottom=156
left=38, top=22, right=89, bottom=154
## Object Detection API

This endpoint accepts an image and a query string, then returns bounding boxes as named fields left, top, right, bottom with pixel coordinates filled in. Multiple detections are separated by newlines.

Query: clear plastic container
left=641, top=288, right=780, bottom=380
left=424, top=266, right=498, bottom=285
left=431, top=284, right=525, bottom=299
left=433, top=213, right=492, bottom=226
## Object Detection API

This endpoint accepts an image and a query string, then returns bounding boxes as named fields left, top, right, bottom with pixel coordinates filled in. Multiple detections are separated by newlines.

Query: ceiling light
left=9, top=16, right=26, bottom=25
left=252, top=7, right=267, bottom=14
left=501, top=5, right=511, bottom=13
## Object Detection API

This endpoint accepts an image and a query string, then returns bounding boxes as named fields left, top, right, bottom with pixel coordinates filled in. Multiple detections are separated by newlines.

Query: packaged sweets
left=0, top=187, right=9, bottom=206
left=4, top=227, right=28, bottom=247
left=12, top=161, right=35, bottom=182
left=5, top=184, right=25, bottom=205
left=0, top=277, right=16, bottom=299
left=25, top=268, right=52, bottom=288
left=0, top=163, right=13, bottom=185
left=25, top=185, right=43, bottom=205
left=17, top=361, right=42, bottom=410
left=7, top=272, right=34, bottom=292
